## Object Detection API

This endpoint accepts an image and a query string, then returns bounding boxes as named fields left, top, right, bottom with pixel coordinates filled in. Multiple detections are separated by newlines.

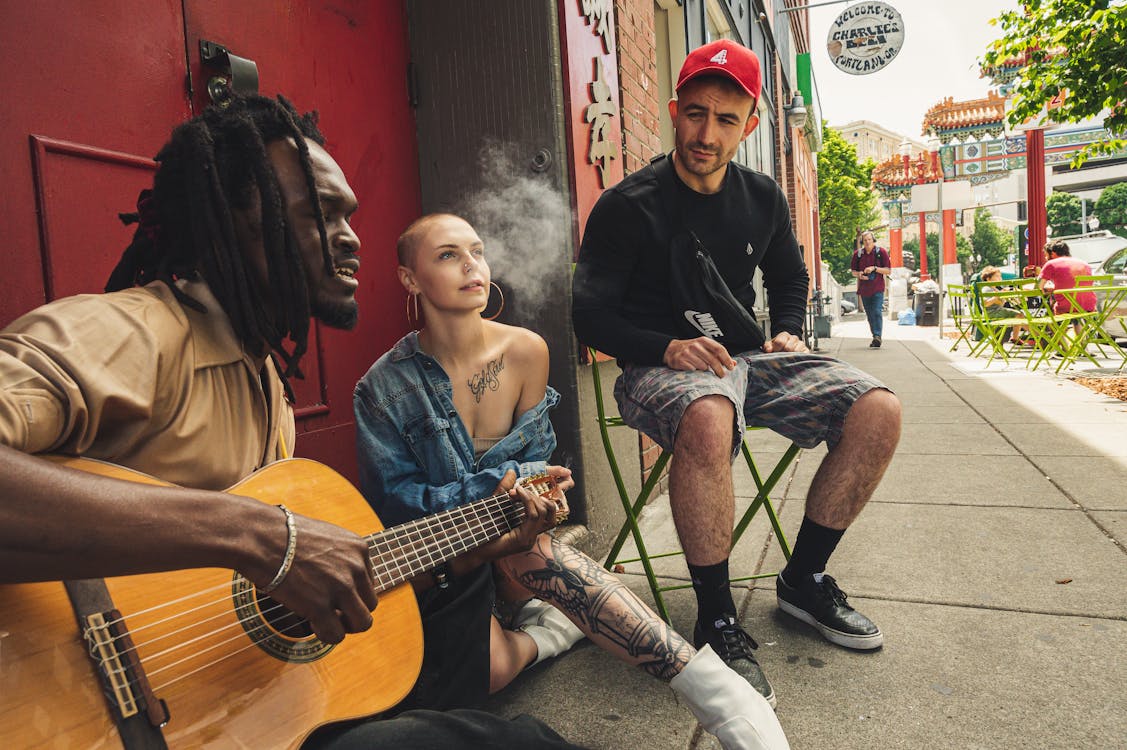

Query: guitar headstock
left=518, top=472, right=556, bottom=498
left=517, top=473, right=568, bottom=524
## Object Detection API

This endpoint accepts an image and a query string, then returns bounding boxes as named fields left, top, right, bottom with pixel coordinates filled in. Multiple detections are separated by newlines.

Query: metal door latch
left=200, top=40, right=259, bottom=105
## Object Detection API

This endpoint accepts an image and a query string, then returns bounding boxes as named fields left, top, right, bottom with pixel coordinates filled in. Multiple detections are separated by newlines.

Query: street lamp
left=784, top=92, right=808, bottom=131
left=1081, top=196, right=1099, bottom=233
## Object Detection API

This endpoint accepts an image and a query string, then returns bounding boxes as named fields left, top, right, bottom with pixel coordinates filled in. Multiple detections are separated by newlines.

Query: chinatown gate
left=870, top=78, right=1126, bottom=281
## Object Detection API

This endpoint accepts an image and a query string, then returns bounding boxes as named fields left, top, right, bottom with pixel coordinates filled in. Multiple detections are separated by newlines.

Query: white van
left=1091, top=243, right=1127, bottom=342
left=1053, top=230, right=1127, bottom=266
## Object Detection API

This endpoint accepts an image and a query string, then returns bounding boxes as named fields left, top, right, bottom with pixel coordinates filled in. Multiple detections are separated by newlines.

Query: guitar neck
left=367, top=491, right=523, bottom=591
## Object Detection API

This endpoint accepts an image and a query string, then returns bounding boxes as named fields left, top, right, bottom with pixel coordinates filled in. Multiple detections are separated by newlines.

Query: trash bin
left=814, top=315, right=832, bottom=338
left=915, top=291, right=939, bottom=326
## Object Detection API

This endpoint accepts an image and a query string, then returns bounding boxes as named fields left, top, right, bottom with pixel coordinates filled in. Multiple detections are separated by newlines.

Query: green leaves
left=1046, top=192, right=1084, bottom=236
left=982, top=0, right=1126, bottom=167
left=817, top=123, right=880, bottom=283
left=1095, top=182, right=1127, bottom=237
left=970, top=207, right=1014, bottom=269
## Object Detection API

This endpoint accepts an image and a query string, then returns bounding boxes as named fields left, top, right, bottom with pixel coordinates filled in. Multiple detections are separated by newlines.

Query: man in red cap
left=573, top=39, right=900, bottom=709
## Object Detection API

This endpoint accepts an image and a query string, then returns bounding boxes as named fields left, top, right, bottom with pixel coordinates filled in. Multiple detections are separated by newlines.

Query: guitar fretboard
left=365, top=488, right=531, bottom=591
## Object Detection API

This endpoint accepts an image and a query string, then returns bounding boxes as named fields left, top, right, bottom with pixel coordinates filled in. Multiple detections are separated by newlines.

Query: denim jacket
left=354, top=331, right=560, bottom=527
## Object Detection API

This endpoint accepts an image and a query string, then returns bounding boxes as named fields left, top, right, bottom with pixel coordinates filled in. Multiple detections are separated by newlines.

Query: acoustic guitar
left=0, top=456, right=553, bottom=749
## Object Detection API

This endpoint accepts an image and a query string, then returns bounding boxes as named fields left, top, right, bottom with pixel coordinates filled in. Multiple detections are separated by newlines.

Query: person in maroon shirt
left=850, top=231, right=891, bottom=348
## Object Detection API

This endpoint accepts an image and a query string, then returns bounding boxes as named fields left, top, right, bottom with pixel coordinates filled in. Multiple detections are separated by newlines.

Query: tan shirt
left=0, top=280, right=295, bottom=490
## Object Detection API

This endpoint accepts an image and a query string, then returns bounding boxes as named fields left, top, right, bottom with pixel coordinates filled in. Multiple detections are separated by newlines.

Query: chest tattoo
left=467, top=354, right=505, bottom=403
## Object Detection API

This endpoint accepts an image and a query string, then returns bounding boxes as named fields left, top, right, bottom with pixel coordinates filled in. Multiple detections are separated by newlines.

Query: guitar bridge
left=84, top=610, right=170, bottom=728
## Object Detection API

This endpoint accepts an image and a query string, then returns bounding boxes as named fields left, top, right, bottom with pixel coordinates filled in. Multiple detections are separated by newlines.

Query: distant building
left=832, top=119, right=924, bottom=165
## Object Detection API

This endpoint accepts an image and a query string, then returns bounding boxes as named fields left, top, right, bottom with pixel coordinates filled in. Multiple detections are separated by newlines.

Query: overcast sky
left=806, top=0, right=1020, bottom=139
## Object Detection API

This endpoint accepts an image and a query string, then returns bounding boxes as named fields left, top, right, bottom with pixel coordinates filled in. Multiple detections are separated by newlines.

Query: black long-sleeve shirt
left=572, top=156, right=809, bottom=365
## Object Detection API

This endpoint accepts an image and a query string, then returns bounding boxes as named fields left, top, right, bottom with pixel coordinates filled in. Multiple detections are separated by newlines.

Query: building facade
left=834, top=119, right=925, bottom=166
left=1, top=0, right=824, bottom=556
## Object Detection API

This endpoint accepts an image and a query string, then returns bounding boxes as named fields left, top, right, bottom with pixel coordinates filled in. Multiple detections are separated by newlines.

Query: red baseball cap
left=676, top=40, right=762, bottom=106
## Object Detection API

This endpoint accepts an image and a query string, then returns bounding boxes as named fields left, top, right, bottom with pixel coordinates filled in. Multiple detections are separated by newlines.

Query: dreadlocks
left=107, top=94, right=332, bottom=379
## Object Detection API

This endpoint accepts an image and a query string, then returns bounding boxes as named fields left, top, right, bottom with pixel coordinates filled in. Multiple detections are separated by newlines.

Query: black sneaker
left=776, top=573, right=883, bottom=650
left=693, top=616, right=776, bottom=708
left=869, top=336, right=882, bottom=348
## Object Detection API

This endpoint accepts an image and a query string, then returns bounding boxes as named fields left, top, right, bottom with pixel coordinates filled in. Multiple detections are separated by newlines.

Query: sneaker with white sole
left=514, top=598, right=585, bottom=666
left=776, top=573, right=882, bottom=650
left=693, top=616, right=776, bottom=709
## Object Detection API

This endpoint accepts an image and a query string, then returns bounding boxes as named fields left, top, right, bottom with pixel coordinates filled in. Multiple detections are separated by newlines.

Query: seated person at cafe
left=1039, top=240, right=1097, bottom=315
left=979, top=266, right=1022, bottom=321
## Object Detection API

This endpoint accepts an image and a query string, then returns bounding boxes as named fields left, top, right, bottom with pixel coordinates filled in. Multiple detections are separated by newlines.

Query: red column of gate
left=1026, top=128, right=1047, bottom=267
left=943, top=209, right=958, bottom=264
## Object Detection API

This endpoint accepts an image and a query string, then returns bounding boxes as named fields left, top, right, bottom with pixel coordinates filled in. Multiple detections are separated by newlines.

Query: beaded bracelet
left=259, top=504, right=297, bottom=594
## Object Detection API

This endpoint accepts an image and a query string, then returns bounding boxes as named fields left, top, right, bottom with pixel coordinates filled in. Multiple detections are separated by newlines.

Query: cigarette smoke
left=455, top=141, right=571, bottom=319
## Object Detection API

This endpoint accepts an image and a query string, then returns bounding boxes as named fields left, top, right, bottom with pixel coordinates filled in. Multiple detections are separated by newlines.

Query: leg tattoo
left=510, top=536, right=692, bottom=680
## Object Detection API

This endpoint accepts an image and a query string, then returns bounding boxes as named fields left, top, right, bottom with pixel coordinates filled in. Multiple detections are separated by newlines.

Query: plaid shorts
left=614, top=351, right=887, bottom=461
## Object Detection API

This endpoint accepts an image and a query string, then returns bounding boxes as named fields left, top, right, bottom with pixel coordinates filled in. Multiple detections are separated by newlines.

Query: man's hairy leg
left=495, top=535, right=693, bottom=680
left=805, top=388, right=901, bottom=529
left=669, top=395, right=737, bottom=565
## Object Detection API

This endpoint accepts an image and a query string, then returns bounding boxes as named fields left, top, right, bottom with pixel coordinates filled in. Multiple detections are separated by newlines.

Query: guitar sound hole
left=232, top=571, right=334, bottom=662
left=255, top=592, right=315, bottom=639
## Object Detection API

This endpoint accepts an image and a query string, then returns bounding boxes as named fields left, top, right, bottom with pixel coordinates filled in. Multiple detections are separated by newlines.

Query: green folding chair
left=588, top=349, right=798, bottom=622
left=971, top=279, right=1039, bottom=366
left=946, top=284, right=977, bottom=352
left=991, top=287, right=1092, bottom=372
left=1052, top=276, right=1127, bottom=372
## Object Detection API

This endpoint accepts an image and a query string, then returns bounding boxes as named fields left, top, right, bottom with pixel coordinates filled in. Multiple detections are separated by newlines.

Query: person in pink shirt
left=1039, top=239, right=1097, bottom=314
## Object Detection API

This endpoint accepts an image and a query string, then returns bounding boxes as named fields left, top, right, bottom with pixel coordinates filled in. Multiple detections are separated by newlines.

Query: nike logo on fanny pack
left=685, top=310, right=724, bottom=338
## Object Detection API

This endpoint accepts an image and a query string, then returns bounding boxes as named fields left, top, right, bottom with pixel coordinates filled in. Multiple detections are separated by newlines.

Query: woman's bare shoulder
left=486, top=321, right=548, bottom=363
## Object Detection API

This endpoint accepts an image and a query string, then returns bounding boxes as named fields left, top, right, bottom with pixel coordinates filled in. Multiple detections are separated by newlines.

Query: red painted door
left=0, top=1, right=419, bottom=481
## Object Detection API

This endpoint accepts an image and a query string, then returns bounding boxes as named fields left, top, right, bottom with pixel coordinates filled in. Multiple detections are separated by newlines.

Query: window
left=1105, top=248, right=1127, bottom=274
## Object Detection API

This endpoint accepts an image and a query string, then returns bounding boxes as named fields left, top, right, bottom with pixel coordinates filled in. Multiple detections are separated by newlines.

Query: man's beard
left=313, top=294, right=359, bottom=330
left=678, top=140, right=733, bottom=177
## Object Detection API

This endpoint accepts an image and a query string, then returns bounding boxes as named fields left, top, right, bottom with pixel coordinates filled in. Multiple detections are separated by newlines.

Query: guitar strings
left=86, top=482, right=549, bottom=698
left=112, top=503, right=527, bottom=696
left=106, top=496, right=516, bottom=672
left=112, top=498, right=521, bottom=695
left=96, top=485, right=536, bottom=680
left=95, top=487, right=523, bottom=642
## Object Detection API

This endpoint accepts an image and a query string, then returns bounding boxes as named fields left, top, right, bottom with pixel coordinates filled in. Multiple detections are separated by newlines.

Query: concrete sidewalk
left=485, top=317, right=1127, bottom=749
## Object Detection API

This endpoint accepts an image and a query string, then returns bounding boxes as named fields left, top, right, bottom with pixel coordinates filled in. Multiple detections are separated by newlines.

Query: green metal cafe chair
left=588, top=348, right=798, bottom=622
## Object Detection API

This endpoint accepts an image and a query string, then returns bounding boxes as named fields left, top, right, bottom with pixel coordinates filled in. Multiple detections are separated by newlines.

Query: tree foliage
left=1095, top=181, right=1127, bottom=238
left=982, top=0, right=1127, bottom=166
left=816, top=123, right=879, bottom=284
left=902, top=232, right=972, bottom=278
left=1045, top=192, right=1083, bottom=236
left=970, top=207, right=1015, bottom=269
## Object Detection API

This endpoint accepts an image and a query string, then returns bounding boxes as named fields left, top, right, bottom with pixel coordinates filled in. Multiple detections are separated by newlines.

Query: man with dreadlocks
left=0, top=95, right=583, bottom=749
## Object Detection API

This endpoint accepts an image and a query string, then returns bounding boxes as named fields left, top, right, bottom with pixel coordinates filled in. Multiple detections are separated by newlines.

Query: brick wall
left=615, top=0, right=662, bottom=174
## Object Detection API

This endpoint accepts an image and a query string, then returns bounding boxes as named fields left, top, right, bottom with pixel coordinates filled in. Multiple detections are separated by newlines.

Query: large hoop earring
left=482, top=281, right=505, bottom=321
left=406, top=292, right=420, bottom=328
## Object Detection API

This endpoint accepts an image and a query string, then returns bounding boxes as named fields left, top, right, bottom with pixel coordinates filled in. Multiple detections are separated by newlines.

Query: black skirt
left=392, top=564, right=495, bottom=712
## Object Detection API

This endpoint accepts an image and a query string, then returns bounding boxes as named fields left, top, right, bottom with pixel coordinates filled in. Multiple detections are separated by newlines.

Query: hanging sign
left=826, top=2, right=905, bottom=75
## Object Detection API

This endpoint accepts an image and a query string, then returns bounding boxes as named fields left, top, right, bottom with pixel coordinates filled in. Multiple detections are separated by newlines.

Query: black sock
left=781, top=516, right=845, bottom=585
left=688, top=559, right=736, bottom=627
